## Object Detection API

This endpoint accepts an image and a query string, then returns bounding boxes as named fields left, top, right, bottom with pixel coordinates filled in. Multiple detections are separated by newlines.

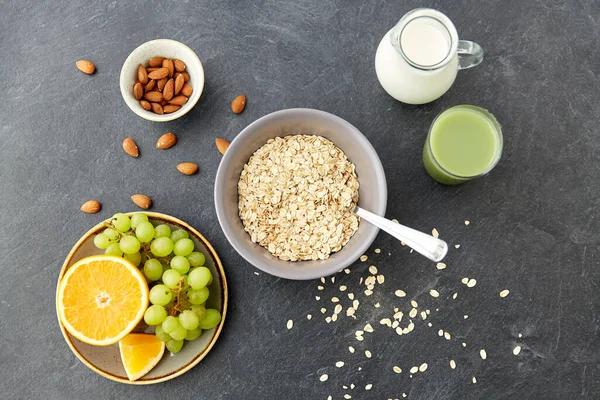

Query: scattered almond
left=163, top=78, right=174, bottom=101
left=175, top=74, right=184, bottom=95
left=80, top=200, right=101, bottom=214
left=137, top=64, right=148, bottom=85
left=177, top=162, right=199, bottom=175
left=148, top=57, right=165, bottom=67
left=231, top=94, right=247, bottom=114
left=180, top=83, right=193, bottom=97
left=131, top=194, right=152, bottom=209
left=144, top=91, right=163, bottom=103
left=133, top=83, right=143, bottom=100
left=173, top=59, right=186, bottom=72
left=163, top=105, right=181, bottom=113
left=151, top=103, right=164, bottom=114
left=216, top=138, right=230, bottom=155
left=156, top=132, right=177, bottom=150
left=76, top=60, right=96, bottom=75
left=168, top=95, right=188, bottom=106
left=140, top=100, right=151, bottom=111
left=162, top=59, right=174, bottom=78
left=122, top=138, right=139, bottom=157
left=148, top=67, right=169, bottom=80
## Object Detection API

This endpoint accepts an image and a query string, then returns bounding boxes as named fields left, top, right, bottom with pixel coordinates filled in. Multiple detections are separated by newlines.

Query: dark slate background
left=1, top=0, right=599, bottom=399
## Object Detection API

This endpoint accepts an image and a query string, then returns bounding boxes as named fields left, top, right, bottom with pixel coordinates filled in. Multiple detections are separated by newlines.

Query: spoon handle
left=355, top=207, right=448, bottom=262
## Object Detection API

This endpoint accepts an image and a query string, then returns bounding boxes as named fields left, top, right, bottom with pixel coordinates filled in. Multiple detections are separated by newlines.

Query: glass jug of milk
left=375, top=8, right=483, bottom=105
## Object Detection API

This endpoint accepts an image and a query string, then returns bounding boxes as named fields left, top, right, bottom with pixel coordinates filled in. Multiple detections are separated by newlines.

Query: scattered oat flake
left=432, top=228, right=439, bottom=238
left=455, top=244, right=461, bottom=248
left=315, top=296, right=321, bottom=300
left=334, top=304, right=343, bottom=314
left=393, top=311, right=403, bottom=320
left=358, top=367, right=362, bottom=371
left=461, top=278, right=469, bottom=284
left=392, top=321, right=399, bottom=328
left=375, top=302, right=381, bottom=308
left=348, top=293, right=355, bottom=300
left=353, top=299, right=360, bottom=309
left=307, top=314, right=312, bottom=320
left=287, top=320, right=293, bottom=329
left=428, top=322, right=432, bottom=327
left=464, top=315, right=468, bottom=319
left=327, top=396, right=332, bottom=400
left=500, top=289, right=510, bottom=298
left=325, top=317, right=332, bottom=323
left=480, top=349, right=487, bottom=359
left=319, top=374, right=328, bottom=382
left=318, top=286, right=324, bottom=290
left=472, top=377, right=477, bottom=384
left=254, top=271, right=260, bottom=275
left=450, top=360, right=456, bottom=369
left=465, top=220, right=470, bottom=225
left=331, top=297, right=340, bottom=303
left=340, top=285, right=347, bottom=291
left=452, top=292, right=458, bottom=299
left=360, top=255, right=368, bottom=262
left=518, top=333, right=522, bottom=338
left=350, top=384, right=355, bottom=389
left=409, top=366, right=418, bottom=374
left=349, top=346, right=355, bottom=353
left=344, top=268, right=351, bottom=274
left=438, top=329, right=444, bottom=337
left=429, top=289, right=440, bottom=298
left=369, top=265, right=378, bottom=275
left=365, top=384, right=373, bottom=390
left=321, top=277, right=325, bottom=284
left=396, top=327, right=403, bottom=335
left=365, top=350, right=372, bottom=358
left=364, top=323, right=374, bottom=333
left=364, top=289, right=373, bottom=296
left=380, top=318, right=392, bottom=326
left=344, top=395, right=351, bottom=399
left=420, top=311, right=427, bottom=320
left=409, top=308, right=418, bottom=318
left=359, top=277, right=363, bottom=285
left=391, top=219, right=399, bottom=223
left=513, top=346, right=522, bottom=355
left=331, top=277, right=335, bottom=283
left=436, top=262, right=446, bottom=270
left=402, top=394, right=407, bottom=398
left=411, top=300, right=418, bottom=308
left=419, top=363, right=428, bottom=372
left=377, top=275, right=385, bottom=284
left=375, top=248, right=381, bottom=254
left=393, top=366, right=402, bottom=373
left=467, top=279, right=477, bottom=287
left=444, top=332, right=451, bottom=340
left=336, top=361, right=345, bottom=368
left=462, top=342, right=467, bottom=347
left=321, top=308, right=327, bottom=314
left=343, top=385, right=348, bottom=389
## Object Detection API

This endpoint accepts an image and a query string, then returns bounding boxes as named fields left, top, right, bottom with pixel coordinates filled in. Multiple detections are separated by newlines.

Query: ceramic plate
left=55, top=212, right=227, bottom=384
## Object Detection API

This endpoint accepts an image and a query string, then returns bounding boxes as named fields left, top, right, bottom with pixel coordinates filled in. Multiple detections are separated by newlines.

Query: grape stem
left=169, top=278, right=190, bottom=316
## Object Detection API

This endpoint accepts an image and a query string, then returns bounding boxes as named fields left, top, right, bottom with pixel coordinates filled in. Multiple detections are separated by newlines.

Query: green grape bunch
left=92, top=213, right=222, bottom=353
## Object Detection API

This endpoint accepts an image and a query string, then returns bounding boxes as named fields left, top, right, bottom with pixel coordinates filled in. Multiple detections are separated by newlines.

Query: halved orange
left=119, top=334, right=166, bottom=381
left=57, top=255, right=149, bottom=346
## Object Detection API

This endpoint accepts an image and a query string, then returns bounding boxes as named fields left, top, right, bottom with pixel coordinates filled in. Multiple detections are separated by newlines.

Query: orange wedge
left=57, top=255, right=149, bottom=346
left=119, top=334, right=166, bottom=381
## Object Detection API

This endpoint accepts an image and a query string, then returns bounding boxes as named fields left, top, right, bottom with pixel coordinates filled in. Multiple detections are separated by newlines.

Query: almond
left=151, top=103, right=164, bottom=114
left=145, top=79, right=156, bottom=92
left=140, top=100, right=152, bottom=111
left=162, top=59, right=174, bottom=78
left=216, top=138, right=230, bottom=155
left=76, top=60, right=96, bottom=75
left=131, top=194, right=152, bottom=209
left=148, top=67, right=169, bottom=80
left=173, top=59, right=186, bottom=72
left=163, top=105, right=181, bottom=113
left=231, top=94, right=246, bottom=114
left=174, top=74, right=184, bottom=95
left=137, top=64, right=148, bottom=85
left=146, top=67, right=159, bottom=73
left=177, top=162, right=199, bottom=175
left=144, top=91, right=163, bottom=102
left=148, top=57, right=165, bottom=67
left=80, top=200, right=101, bottom=214
left=122, top=137, right=139, bottom=157
left=182, top=72, right=190, bottom=82
left=133, top=82, right=143, bottom=100
left=156, top=132, right=177, bottom=149
left=180, top=83, right=193, bottom=97
left=157, top=77, right=167, bottom=91
left=163, top=78, right=174, bottom=101
left=168, top=96, right=188, bottom=106
left=159, top=99, right=167, bottom=107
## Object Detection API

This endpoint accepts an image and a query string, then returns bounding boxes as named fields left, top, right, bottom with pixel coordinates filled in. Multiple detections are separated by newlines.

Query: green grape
left=170, top=229, right=189, bottom=243
left=185, top=327, right=202, bottom=341
left=154, top=224, right=171, bottom=238
left=188, top=287, right=209, bottom=305
left=166, top=339, right=183, bottom=354
left=173, top=238, right=194, bottom=256
left=155, top=325, right=171, bottom=342
left=188, top=267, right=211, bottom=290
left=144, top=304, right=167, bottom=325
left=169, top=326, right=188, bottom=341
left=162, top=316, right=180, bottom=334
left=130, top=213, right=148, bottom=228
left=170, top=256, right=190, bottom=274
left=120, top=236, right=141, bottom=255
left=208, top=273, right=213, bottom=286
left=135, top=221, right=155, bottom=243
left=93, top=234, right=111, bottom=249
left=190, top=305, right=206, bottom=320
left=162, top=269, right=182, bottom=289
left=150, top=237, right=174, bottom=257
left=178, top=310, right=199, bottom=330
left=112, top=213, right=131, bottom=232
left=187, top=252, right=205, bottom=267
left=143, top=259, right=163, bottom=281
left=149, top=284, right=173, bottom=306
left=103, top=228, right=120, bottom=241
left=199, top=309, right=222, bottom=329
left=105, top=243, right=123, bottom=256
left=124, top=251, right=142, bottom=266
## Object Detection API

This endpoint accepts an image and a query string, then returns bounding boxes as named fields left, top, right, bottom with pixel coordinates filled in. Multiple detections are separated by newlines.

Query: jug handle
left=457, top=40, right=484, bottom=70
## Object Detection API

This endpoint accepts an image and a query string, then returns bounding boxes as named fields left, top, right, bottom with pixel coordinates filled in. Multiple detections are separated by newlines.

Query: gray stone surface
left=1, top=0, right=599, bottom=399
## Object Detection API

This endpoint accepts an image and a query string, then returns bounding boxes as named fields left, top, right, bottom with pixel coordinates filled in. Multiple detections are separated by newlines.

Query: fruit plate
left=55, top=212, right=228, bottom=384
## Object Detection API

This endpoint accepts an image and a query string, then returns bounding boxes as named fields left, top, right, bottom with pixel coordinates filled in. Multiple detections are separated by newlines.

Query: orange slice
left=119, top=334, right=166, bottom=381
left=57, top=255, right=149, bottom=346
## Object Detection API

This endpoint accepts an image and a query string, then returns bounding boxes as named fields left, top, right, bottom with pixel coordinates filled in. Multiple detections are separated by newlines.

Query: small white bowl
left=120, top=39, right=204, bottom=122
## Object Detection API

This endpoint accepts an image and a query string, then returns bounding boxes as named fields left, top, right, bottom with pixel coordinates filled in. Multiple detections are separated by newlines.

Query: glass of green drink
left=423, top=105, right=502, bottom=185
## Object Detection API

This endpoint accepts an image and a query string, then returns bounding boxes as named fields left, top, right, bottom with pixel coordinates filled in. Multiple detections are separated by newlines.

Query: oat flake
left=360, top=255, right=368, bottom=262
left=364, top=323, right=374, bottom=333
left=395, top=289, right=406, bottom=297
left=465, top=220, right=470, bottom=225
left=349, top=346, right=355, bottom=353
left=429, top=289, right=440, bottom=297
left=331, top=297, right=340, bottom=303
left=467, top=278, right=477, bottom=287
left=513, top=345, right=522, bottom=355
left=307, top=314, right=312, bottom=320
left=287, top=320, right=293, bottom=329
left=369, top=265, right=378, bottom=275
left=365, top=384, right=373, bottom=390
left=375, top=248, right=381, bottom=254
left=409, top=366, right=419, bottom=374
left=336, top=361, right=345, bottom=368
left=393, top=366, right=402, bottom=373
left=365, top=350, right=372, bottom=358
left=472, top=377, right=477, bottom=384
left=419, top=363, right=428, bottom=372
left=432, top=228, right=439, bottom=238
left=444, top=332, right=451, bottom=340
left=315, top=296, right=320, bottom=300
left=436, top=262, right=446, bottom=270
left=450, top=360, right=456, bottom=369
left=499, top=289, right=510, bottom=298
left=339, top=285, right=347, bottom=291
left=480, top=349, right=487, bottom=359
left=319, top=374, right=328, bottom=382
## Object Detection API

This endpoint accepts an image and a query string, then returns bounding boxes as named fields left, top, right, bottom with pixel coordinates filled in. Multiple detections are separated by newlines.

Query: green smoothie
left=423, top=105, right=502, bottom=185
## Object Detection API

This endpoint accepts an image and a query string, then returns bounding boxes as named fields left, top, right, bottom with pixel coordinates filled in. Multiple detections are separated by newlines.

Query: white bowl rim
left=214, top=108, right=388, bottom=280
left=119, top=39, right=204, bottom=122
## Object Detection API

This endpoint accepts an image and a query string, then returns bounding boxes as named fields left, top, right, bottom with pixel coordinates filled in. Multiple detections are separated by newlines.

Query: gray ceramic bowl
left=214, top=109, right=387, bottom=280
